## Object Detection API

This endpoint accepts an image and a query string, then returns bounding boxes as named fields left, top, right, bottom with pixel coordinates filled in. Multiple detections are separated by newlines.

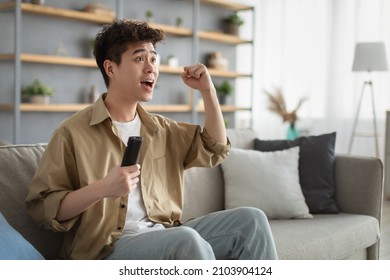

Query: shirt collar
left=90, top=93, right=111, bottom=126
left=89, top=93, right=158, bottom=137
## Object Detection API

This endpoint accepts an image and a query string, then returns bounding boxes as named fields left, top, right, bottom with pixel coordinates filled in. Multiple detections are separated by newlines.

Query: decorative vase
left=286, top=123, right=299, bottom=140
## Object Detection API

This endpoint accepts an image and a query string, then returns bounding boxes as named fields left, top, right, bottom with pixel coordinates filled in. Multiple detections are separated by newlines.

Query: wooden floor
left=380, top=198, right=390, bottom=259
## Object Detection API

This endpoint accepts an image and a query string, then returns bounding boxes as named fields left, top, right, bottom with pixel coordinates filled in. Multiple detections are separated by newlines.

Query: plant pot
left=31, top=0, right=46, bottom=5
left=217, top=94, right=227, bottom=105
left=223, top=22, right=240, bottom=36
left=30, top=95, right=50, bottom=104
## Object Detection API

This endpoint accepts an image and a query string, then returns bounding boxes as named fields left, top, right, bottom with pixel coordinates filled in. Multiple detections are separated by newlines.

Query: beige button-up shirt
left=25, top=95, right=230, bottom=259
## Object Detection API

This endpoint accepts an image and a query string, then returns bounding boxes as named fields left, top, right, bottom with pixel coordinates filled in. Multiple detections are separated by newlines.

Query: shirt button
left=120, top=204, right=125, bottom=208
left=117, top=226, right=122, bottom=230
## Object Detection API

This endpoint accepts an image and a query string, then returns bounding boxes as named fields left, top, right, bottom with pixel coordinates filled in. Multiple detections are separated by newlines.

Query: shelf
left=0, top=53, right=97, bottom=67
left=158, top=64, right=183, bottom=74
left=206, top=105, right=251, bottom=113
left=0, top=103, right=250, bottom=113
left=208, top=68, right=251, bottom=78
left=0, top=2, right=114, bottom=24
left=0, top=0, right=255, bottom=143
left=200, top=0, right=253, bottom=11
left=198, top=30, right=252, bottom=45
left=149, top=22, right=192, bottom=37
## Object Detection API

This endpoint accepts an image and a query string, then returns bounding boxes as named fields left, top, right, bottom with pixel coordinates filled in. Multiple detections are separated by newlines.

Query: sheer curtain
left=244, top=0, right=390, bottom=159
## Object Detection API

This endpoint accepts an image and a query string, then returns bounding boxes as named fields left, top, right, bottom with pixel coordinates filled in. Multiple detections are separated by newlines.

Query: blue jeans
left=105, top=207, right=278, bottom=260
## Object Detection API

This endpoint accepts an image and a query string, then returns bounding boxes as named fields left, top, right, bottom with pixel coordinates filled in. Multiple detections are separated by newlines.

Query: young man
left=26, top=19, right=277, bottom=260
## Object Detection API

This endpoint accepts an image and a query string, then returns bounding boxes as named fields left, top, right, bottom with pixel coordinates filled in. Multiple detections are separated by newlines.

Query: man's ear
left=103, top=60, right=114, bottom=77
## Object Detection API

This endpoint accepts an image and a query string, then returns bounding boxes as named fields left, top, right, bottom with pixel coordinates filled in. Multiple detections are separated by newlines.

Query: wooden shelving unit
left=0, top=0, right=255, bottom=143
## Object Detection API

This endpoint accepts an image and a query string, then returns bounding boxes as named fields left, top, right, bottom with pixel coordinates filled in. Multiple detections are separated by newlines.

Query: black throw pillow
left=254, top=132, right=339, bottom=214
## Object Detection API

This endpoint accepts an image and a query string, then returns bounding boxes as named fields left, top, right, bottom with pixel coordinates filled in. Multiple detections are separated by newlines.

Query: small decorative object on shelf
left=88, top=85, right=100, bottom=103
left=215, top=80, right=233, bottom=105
left=30, top=0, right=46, bottom=5
left=207, top=51, right=228, bottom=70
left=175, top=17, right=183, bottom=28
left=145, top=10, right=153, bottom=22
left=155, top=53, right=161, bottom=66
left=223, top=12, right=244, bottom=36
left=83, top=2, right=115, bottom=19
left=264, top=87, right=308, bottom=140
left=21, top=79, right=55, bottom=104
left=87, top=37, right=95, bottom=58
left=167, top=55, right=179, bottom=68
left=54, top=41, right=69, bottom=57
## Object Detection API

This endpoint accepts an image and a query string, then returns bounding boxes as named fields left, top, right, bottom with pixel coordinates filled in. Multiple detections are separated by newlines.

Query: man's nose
left=144, top=60, right=154, bottom=73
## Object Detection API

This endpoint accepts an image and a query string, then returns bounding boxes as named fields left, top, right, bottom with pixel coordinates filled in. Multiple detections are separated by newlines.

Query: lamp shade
left=352, top=42, right=388, bottom=72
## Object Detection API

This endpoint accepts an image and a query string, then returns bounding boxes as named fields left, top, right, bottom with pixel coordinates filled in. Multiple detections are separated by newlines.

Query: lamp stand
left=348, top=80, right=380, bottom=157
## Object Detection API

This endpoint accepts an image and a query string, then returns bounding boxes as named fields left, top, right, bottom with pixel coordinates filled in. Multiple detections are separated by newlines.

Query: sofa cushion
left=0, top=144, right=63, bottom=259
left=254, top=132, right=339, bottom=214
left=0, top=212, right=44, bottom=260
left=222, top=147, right=312, bottom=219
left=182, top=166, right=224, bottom=222
left=270, top=213, right=380, bottom=259
left=226, top=128, right=258, bottom=149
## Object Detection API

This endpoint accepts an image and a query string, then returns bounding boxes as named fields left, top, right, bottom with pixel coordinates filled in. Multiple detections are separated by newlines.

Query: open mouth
left=141, top=79, right=154, bottom=89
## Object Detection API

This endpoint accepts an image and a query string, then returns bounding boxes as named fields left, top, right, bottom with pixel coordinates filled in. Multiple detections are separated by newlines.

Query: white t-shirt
left=113, top=114, right=164, bottom=237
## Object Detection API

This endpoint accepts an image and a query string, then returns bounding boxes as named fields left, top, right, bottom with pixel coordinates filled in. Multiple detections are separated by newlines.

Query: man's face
left=109, top=42, right=159, bottom=103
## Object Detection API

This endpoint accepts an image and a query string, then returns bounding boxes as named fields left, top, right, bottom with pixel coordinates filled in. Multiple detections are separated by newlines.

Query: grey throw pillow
left=254, top=132, right=339, bottom=214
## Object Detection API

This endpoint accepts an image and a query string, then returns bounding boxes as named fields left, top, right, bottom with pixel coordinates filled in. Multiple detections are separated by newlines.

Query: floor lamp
left=348, top=42, right=388, bottom=157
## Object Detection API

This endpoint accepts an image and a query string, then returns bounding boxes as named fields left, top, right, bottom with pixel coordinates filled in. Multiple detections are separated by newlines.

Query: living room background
left=248, top=0, right=390, bottom=162
left=1, top=0, right=390, bottom=162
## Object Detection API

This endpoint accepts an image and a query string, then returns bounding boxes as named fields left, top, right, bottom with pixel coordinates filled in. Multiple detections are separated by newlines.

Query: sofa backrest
left=0, top=144, right=63, bottom=259
left=182, top=129, right=258, bottom=221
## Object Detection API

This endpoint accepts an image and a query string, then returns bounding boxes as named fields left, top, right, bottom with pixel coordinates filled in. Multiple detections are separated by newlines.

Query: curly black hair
left=93, top=19, right=165, bottom=87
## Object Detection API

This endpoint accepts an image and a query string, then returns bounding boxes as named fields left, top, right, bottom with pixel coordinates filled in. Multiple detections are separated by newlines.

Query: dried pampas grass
left=264, top=87, right=307, bottom=124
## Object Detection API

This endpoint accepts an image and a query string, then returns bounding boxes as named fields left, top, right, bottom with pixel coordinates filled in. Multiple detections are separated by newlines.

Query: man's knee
left=171, top=227, right=215, bottom=260
left=230, top=207, right=268, bottom=225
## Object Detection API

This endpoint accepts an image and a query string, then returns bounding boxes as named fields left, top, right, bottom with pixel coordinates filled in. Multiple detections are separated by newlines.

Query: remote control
left=121, top=136, right=143, bottom=167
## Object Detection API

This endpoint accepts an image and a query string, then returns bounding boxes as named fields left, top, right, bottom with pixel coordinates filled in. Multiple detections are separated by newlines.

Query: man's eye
left=151, top=57, right=157, bottom=63
left=136, top=57, right=144, bottom=62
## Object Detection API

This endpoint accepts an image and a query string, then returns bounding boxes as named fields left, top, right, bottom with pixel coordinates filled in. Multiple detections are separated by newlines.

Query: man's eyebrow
left=132, top=48, right=157, bottom=55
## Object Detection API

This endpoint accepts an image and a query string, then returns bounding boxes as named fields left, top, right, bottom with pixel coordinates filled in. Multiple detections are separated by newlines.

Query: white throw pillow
left=222, top=147, right=312, bottom=219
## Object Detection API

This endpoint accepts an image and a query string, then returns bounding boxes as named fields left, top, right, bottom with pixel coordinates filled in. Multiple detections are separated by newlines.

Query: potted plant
left=175, top=17, right=183, bottom=27
left=215, top=80, right=233, bottom=104
left=223, top=12, right=244, bottom=35
left=145, top=10, right=153, bottom=22
left=86, top=37, right=95, bottom=58
left=21, top=79, right=55, bottom=104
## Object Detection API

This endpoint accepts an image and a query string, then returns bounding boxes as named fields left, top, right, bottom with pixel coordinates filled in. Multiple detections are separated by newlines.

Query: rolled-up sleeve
left=182, top=124, right=231, bottom=169
left=201, top=128, right=231, bottom=157
left=25, top=128, right=80, bottom=232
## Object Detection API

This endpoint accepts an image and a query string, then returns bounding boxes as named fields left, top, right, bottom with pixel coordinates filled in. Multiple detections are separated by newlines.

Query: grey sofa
left=0, top=129, right=384, bottom=259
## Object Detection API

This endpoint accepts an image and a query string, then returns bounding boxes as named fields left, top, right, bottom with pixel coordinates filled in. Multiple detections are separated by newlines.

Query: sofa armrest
left=334, top=155, right=383, bottom=220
